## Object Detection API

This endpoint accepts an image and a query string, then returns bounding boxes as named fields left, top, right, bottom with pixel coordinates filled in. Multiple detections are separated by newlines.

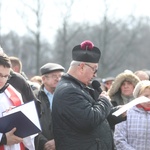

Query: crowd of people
left=0, top=40, right=150, bottom=150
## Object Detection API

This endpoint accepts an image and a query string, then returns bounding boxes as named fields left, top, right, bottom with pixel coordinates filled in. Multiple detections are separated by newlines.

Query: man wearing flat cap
left=34, top=63, right=65, bottom=150
left=52, top=40, right=114, bottom=150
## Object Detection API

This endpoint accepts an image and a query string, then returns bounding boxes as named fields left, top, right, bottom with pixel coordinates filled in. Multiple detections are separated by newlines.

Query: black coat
left=52, top=74, right=114, bottom=150
left=34, top=86, right=54, bottom=150
left=8, top=70, right=41, bottom=117
left=8, top=71, right=36, bottom=103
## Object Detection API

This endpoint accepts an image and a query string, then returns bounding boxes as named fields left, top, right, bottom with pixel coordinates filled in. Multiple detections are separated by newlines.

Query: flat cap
left=40, top=63, right=65, bottom=75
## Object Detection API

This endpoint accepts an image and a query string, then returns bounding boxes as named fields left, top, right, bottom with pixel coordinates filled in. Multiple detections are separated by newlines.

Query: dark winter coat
left=52, top=74, right=114, bottom=150
left=34, top=86, right=54, bottom=150
left=8, top=70, right=36, bottom=103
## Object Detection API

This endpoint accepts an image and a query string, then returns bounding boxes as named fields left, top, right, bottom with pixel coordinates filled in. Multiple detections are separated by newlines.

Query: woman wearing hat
left=108, top=70, right=140, bottom=107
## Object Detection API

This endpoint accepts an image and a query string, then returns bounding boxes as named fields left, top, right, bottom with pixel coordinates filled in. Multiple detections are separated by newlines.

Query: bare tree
left=87, top=0, right=143, bottom=77
left=17, top=0, right=45, bottom=74
left=52, top=0, right=87, bottom=69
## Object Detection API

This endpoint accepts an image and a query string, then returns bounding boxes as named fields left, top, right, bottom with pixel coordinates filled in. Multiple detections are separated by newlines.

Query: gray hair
left=70, top=60, right=94, bottom=67
left=70, top=61, right=83, bottom=66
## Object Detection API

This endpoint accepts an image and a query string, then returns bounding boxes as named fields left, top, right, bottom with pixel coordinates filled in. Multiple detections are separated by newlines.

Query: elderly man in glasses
left=34, top=63, right=65, bottom=150
left=52, top=40, right=115, bottom=150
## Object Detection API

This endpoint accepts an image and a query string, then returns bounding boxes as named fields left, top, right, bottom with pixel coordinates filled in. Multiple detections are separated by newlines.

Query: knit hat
left=133, top=80, right=150, bottom=98
left=72, top=40, right=101, bottom=63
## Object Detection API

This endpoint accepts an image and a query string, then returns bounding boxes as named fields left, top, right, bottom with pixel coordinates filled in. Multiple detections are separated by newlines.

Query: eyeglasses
left=85, top=64, right=98, bottom=74
left=0, top=73, right=11, bottom=80
left=45, top=74, right=62, bottom=79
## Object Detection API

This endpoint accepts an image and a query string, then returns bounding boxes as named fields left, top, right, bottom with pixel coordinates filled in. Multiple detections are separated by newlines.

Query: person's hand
left=117, top=105, right=127, bottom=118
left=6, top=127, right=23, bottom=145
left=5, top=106, right=16, bottom=113
left=100, top=91, right=111, bottom=101
left=121, top=111, right=127, bottom=117
left=44, top=139, right=55, bottom=150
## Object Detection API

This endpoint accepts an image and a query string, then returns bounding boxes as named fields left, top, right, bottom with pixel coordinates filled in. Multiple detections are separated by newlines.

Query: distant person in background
left=30, top=75, right=42, bottom=90
left=134, top=70, right=149, bottom=81
left=30, top=75, right=42, bottom=86
left=34, top=63, right=65, bottom=150
left=9, top=56, right=42, bottom=93
left=108, top=70, right=140, bottom=107
left=9, top=56, right=22, bottom=73
left=102, top=77, right=115, bottom=92
left=9, top=56, right=28, bottom=80
left=38, top=63, right=65, bottom=110
left=114, top=80, right=150, bottom=150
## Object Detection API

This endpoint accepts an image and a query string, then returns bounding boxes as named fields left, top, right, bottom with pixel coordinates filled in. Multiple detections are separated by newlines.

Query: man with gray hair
left=52, top=40, right=114, bottom=150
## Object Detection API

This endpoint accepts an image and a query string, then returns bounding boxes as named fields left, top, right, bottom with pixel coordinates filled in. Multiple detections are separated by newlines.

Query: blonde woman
left=114, top=80, right=150, bottom=150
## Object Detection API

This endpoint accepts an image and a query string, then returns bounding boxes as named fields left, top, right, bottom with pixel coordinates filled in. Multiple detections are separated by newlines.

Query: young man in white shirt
left=0, top=52, right=35, bottom=150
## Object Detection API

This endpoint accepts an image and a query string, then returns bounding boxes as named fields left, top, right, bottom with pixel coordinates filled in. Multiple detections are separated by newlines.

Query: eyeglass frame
left=85, top=63, right=98, bottom=74
left=44, top=74, right=62, bottom=79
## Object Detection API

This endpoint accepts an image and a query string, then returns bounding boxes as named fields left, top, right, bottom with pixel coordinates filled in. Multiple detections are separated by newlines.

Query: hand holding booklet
left=112, top=96, right=150, bottom=117
left=0, top=101, right=41, bottom=138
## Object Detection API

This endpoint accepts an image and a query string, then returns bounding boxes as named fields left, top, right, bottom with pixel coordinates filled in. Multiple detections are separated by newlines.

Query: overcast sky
left=1, top=0, right=150, bottom=41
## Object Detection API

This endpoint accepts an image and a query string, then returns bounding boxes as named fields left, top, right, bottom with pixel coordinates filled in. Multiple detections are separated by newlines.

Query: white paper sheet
left=112, top=96, right=150, bottom=116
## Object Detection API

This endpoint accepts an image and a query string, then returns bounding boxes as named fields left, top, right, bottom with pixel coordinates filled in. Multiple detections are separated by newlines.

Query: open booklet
left=112, top=96, right=150, bottom=117
left=0, top=101, right=41, bottom=138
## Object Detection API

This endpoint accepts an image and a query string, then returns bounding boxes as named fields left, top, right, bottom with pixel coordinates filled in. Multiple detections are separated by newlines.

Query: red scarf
left=0, top=85, right=25, bottom=150
left=137, top=104, right=150, bottom=111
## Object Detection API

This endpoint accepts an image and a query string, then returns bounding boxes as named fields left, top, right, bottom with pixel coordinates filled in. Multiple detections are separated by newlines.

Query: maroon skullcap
left=72, top=40, right=101, bottom=63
